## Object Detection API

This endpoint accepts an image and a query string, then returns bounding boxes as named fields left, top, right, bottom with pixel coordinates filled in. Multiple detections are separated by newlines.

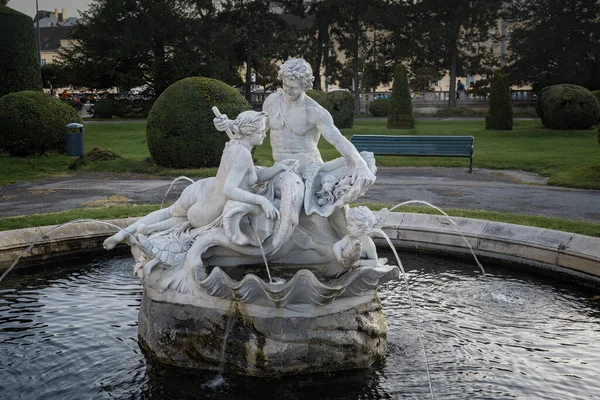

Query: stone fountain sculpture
left=103, top=58, right=399, bottom=376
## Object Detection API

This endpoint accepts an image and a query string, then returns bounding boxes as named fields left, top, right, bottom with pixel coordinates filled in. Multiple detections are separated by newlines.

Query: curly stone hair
left=278, top=58, right=314, bottom=89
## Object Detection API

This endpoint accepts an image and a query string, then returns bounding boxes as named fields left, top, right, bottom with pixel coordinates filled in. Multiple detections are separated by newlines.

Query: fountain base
left=138, top=291, right=388, bottom=376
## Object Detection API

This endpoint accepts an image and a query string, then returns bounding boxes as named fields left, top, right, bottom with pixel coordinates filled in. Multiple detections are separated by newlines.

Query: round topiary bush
left=387, top=64, right=414, bottom=129
left=0, top=91, right=83, bottom=156
left=485, top=70, right=513, bottom=130
left=536, top=84, right=600, bottom=130
left=146, top=77, right=250, bottom=168
left=319, top=90, right=355, bottom=129
left=0, top=6, right=43, bottom=98
left=368, top=98, right=390, bottom=117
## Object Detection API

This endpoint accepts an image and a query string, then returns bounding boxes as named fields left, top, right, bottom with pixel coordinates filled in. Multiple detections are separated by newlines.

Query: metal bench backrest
left=351, top=135, right=474, bottom=157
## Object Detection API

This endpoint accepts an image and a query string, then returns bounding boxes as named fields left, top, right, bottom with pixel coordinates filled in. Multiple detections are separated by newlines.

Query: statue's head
left=346, top=206, right=376, bottom=236
left=232, top=111, right=267, bottom=142
left=278, top=58, right=314, bottom=90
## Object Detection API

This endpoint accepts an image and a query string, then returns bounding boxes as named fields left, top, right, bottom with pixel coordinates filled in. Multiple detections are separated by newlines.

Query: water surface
left=1, top=253, right=599, bottom=399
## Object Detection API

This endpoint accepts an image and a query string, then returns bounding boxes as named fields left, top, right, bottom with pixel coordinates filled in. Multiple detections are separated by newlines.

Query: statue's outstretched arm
left=315, top=108, right=376, bottom=185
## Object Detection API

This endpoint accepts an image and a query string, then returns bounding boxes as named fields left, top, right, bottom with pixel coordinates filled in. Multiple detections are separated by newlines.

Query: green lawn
left=1, top=119, right=598, bottom=189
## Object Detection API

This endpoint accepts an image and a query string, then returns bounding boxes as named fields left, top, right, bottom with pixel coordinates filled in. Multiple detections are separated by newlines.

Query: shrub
left=368, top=98, right=391, bottom=117
left=0, top=6, right=42, bottom=98
left=536, top=84, right=600, bottom=130
left=591, top=90, right=600, bottom=110
left=305, top=89, right=325, bottom=104
left=435, top=107, right=483, bottom=118
left=92, top=98, right=118, bottom=118
left=0, top=91, right=82, bottom=156
left=387, top=64, right=414, bottom=129
left=485, top=70, right=513, bottom=130
left=146, top=77, right=250, bottom=168
left=319, top=90, right=355, bottom=129
left=113, top=94, right=154, bottom=118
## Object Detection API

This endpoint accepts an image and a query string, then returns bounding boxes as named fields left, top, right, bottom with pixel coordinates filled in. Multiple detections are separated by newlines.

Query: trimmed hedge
left=319, top=90, right=355, bottom=129
left=485, top=70, right=513, bottom=130
left=387, top=64, right=414, bottom=129
left=536, top=84, right=600, bottom=130
left=146, top=77, right=250, bottom=168
left=368, top=98, right=390, bottom=117
left=0, top=6, right=42, bottom=98
left=0, top=91, right=82, bottom=156
left=92, top=98, right=118, bottom=118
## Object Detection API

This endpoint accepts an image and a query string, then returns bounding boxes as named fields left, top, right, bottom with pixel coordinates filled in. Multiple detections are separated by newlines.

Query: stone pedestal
left=138, top=291, right=388, bottom=376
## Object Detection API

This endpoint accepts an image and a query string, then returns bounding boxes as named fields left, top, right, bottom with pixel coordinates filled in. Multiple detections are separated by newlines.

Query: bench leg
left=469, top=157, right=473, bottom=173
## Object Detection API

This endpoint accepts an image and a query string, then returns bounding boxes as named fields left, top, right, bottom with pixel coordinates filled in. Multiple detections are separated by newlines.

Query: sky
left=8, top=0, right=91, bottom=19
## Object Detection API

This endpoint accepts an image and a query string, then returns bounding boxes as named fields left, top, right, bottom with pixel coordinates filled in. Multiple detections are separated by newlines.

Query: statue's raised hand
left=213, top=114, right=232, bottom=132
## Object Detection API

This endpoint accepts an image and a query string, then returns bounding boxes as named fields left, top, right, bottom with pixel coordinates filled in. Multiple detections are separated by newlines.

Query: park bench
left=351, top=135, right=474, bottom=173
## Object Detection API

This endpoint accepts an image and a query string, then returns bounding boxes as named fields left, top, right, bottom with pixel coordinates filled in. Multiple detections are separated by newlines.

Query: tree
left=387, top=64, right=414, bottom=129
left=412, top=0, right=502, bottom=107
left=41, top=64, right=67, bottom=95
left=485, top=70, right=513, bottom=130
left=505, top=0, right=600, bottom=91
left=59, top=0, right=240, bottom=96
left=0, top=5, right=42, bottom=97
left=330, top=0, right=386, bottom=114
left=217, top=0, right=296, bottom=100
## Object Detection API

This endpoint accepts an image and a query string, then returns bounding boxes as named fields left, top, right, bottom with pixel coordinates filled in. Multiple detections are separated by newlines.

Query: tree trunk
left=353, top=29, right=361, bottom=115
left=245, top=23, right=253, bottom=102
left=448, top=39, right=457, bottom=108
left=151, top=42, right=166, bottom=95
left=312, top=24, right=325, bottom=91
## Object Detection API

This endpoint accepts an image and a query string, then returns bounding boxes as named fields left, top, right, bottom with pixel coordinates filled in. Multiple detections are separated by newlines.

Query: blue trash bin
left=65, top=123, right=84, bottom=157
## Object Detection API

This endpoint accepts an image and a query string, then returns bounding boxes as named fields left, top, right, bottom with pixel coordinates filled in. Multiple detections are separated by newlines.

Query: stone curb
left=1, top=213, right=599, bottom=283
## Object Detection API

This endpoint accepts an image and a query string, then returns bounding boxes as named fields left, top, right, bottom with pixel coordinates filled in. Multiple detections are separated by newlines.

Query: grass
left=0, top=119, right=598, bottom=189
left=1, top=203, right=599, bottom=237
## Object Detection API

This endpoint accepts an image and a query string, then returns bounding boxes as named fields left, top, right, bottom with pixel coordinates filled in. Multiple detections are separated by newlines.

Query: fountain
left=102, top=58, right=400, bottom=376
left=2, top=58, right=599, bottom=398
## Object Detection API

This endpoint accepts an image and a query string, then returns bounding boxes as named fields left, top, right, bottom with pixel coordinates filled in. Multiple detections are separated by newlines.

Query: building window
left=40, top=59, right=47, bottom=66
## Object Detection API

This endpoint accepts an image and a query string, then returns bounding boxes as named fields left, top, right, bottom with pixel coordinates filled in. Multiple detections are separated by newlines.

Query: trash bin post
left=65, top=123, right=84, bottom=157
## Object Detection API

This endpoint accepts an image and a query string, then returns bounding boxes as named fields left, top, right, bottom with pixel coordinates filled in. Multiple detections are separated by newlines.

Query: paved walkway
left=1, top=167, right=598, bottom=223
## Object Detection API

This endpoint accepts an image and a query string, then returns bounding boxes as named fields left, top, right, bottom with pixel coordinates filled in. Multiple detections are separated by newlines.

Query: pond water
left=1, top=252, right=599, bottom=399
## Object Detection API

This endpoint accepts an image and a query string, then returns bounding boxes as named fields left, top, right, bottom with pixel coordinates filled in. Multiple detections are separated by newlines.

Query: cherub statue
left=333, top=206, right=389, bottom=273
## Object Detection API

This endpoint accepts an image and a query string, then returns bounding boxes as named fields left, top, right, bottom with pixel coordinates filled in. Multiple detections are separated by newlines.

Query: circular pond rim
left=0, top=213, right=598, bottom=285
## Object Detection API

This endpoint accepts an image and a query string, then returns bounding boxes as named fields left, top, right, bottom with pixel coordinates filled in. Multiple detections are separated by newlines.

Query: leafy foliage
left=368, top=98, right=390, bottom=117
left=0, top=91, right=82, bottom=156
left=485, top=71, right=513, bottom=130
left=146, top=77, right=250, bottom=168
left=305, top=89, right=325, bottom=104
left=91, top=98, right=118, bottom=119
left=536, top=84, right=600, bottom=130
left=41, top=64, right=68, bottom=94
left=320, top=90, right=355, bottom=129
left=505, top=0, right=600, bottom=91
left=0, top=6, right=42, bottom=97
left=387, top=64, right=414, bottom=129
left=410, top=0, right=502, bottom=106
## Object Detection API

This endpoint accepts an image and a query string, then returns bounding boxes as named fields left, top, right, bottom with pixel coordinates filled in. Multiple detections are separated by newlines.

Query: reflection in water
left=1, top=253, right=600, bottom=399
